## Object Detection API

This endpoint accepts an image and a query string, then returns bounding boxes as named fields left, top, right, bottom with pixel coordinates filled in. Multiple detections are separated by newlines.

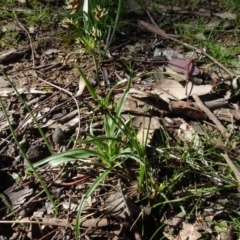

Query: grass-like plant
left=61, top=0, right=122, bottom=78
left=31, top=65, right=151, bottom=238
left=2, top=0, right=240, bottom=238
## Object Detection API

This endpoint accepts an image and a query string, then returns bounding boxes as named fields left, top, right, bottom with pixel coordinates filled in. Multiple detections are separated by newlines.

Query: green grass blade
left=0, top=68, right=54, bottom=155
left=0, top=97, right=58, bottom=215
left=104, top=0, right=122, bottom=54
left=76, top=65, right=98, bottom=99
left=31, top=148, right=104, bottom=169
left=75, top=168, right=111, bottom=238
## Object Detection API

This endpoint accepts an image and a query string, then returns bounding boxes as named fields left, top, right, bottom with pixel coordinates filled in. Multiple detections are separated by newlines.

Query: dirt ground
left=0, top=0, right=240, bottom=239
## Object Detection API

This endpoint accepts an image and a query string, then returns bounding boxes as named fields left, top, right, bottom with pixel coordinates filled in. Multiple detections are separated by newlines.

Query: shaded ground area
left=0, top=0, right=240, bottom=239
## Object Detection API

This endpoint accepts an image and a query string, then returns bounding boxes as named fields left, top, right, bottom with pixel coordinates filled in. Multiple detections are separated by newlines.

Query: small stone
left=25, top=144, right=51, bottom=166
left=52, top=127, right=67, bottom=145
left=26, top=144, right=42, bottom=162
left=62, top=124, right=73, bottom=133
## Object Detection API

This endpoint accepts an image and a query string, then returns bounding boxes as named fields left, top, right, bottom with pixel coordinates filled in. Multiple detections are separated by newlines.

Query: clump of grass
left=0, top=30, right=20, bottom=48
left=32, top=66, right=151, bottom=237
left=61, top=0, right=121, bottom=52
left=220, top=0, right=240, bottom=12
left=60, top=0, right=122, bottom=78
left=24, top=7, right=51, bottom=26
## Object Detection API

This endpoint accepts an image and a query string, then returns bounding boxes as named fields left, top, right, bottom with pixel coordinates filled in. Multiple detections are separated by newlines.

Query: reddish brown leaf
left=168, top=58, right=200, bottom=76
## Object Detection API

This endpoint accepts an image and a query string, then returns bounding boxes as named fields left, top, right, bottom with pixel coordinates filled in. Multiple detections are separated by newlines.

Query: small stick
left=221, top=153, right=240, bottom=187
left=192, top=95, right=240, bottom=188
left=226, top=225, right=234, bottom=240
left=53, top=176, right=90, bottom=186
left=14, top=13, right=81, bottom=149
left=192, top=95, right=226, bottom=134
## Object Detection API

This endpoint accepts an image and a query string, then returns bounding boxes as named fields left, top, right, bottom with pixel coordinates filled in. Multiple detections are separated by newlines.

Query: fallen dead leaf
left=104, top=191, right=141, bottom=220
left=178, top=122, right=204, bottom=154
left=104, top=192, right=126, bottom=219
left=115, top=91, right=168, bottom=115
left=153, top=79, right=213, bottom=100
left=213, top=12, right=236, bottom=20
left=179, top=222, right=202, bottom=240
left=0, top=76, right=10, bottom=87
left=132, top=116, right=161, bottom=145
left=169, top=100, right=206, bottom=119
left=205, top=19, right=222, bottom=30
left=75, top=76, right=86, bottom=96
left=214, top=108, right=233, bottom=122
left=168, top=58, right=200, bottom=76
left=164, top=212, right=185, bottom=227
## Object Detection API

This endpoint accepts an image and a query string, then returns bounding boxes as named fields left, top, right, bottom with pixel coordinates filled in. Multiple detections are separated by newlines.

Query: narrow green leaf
left=76, top=65, right=98, bottom=99
left=30, top=149, right=103, bottom=169
left=75, top=169, right=111, bottom=238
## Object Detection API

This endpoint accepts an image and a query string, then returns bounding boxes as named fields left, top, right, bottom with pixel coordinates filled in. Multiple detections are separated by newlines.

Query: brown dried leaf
left=133, top=116, right=161, bottom=130
left=214, top=108, right=233, bottom=122
left=114, top=92, right=168, bottom=115
left=104, top=192, right=126, bottom=218
left=104, top=192, right=140, bottom=220
left=169, top=100, right=206, bottom=119
left=164, top=212, right=185, bottom=227
left=205, top=19, right=222, bottom=30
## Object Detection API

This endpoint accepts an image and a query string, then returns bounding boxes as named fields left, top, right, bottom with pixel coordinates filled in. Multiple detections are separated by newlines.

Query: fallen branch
left=221, top=153, right=240, bottom=187
left=0, top=217, right=108, bottom=228
left=192, top=95, right=226, bottom=133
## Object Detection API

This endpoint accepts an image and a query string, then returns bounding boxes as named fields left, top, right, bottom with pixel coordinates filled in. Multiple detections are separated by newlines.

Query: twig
left=192, top=94, right=240, bottom=188
left=0, top=217, right=108, bottom=228
left=192, top=95, right=226, bottom=134
left=118, top=179, right=130, bottom=215
left=226, top=225, right=234, bottom=240
left=118, top=179, right=142, bottom=240
left=14, top=12, right=35, bottom=69
left=53, top=175, right=90, bottom=186
left=140, top=13, right=235, bottom=78
left=221, top=153, right=240, bottom=187
left=192, top=98, right=229, bottom=110
left=14, top=13, right=81, bottom=149
left=35, top=74, right=81, bottom=149
left=139, top=18, right=169, bottom=39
